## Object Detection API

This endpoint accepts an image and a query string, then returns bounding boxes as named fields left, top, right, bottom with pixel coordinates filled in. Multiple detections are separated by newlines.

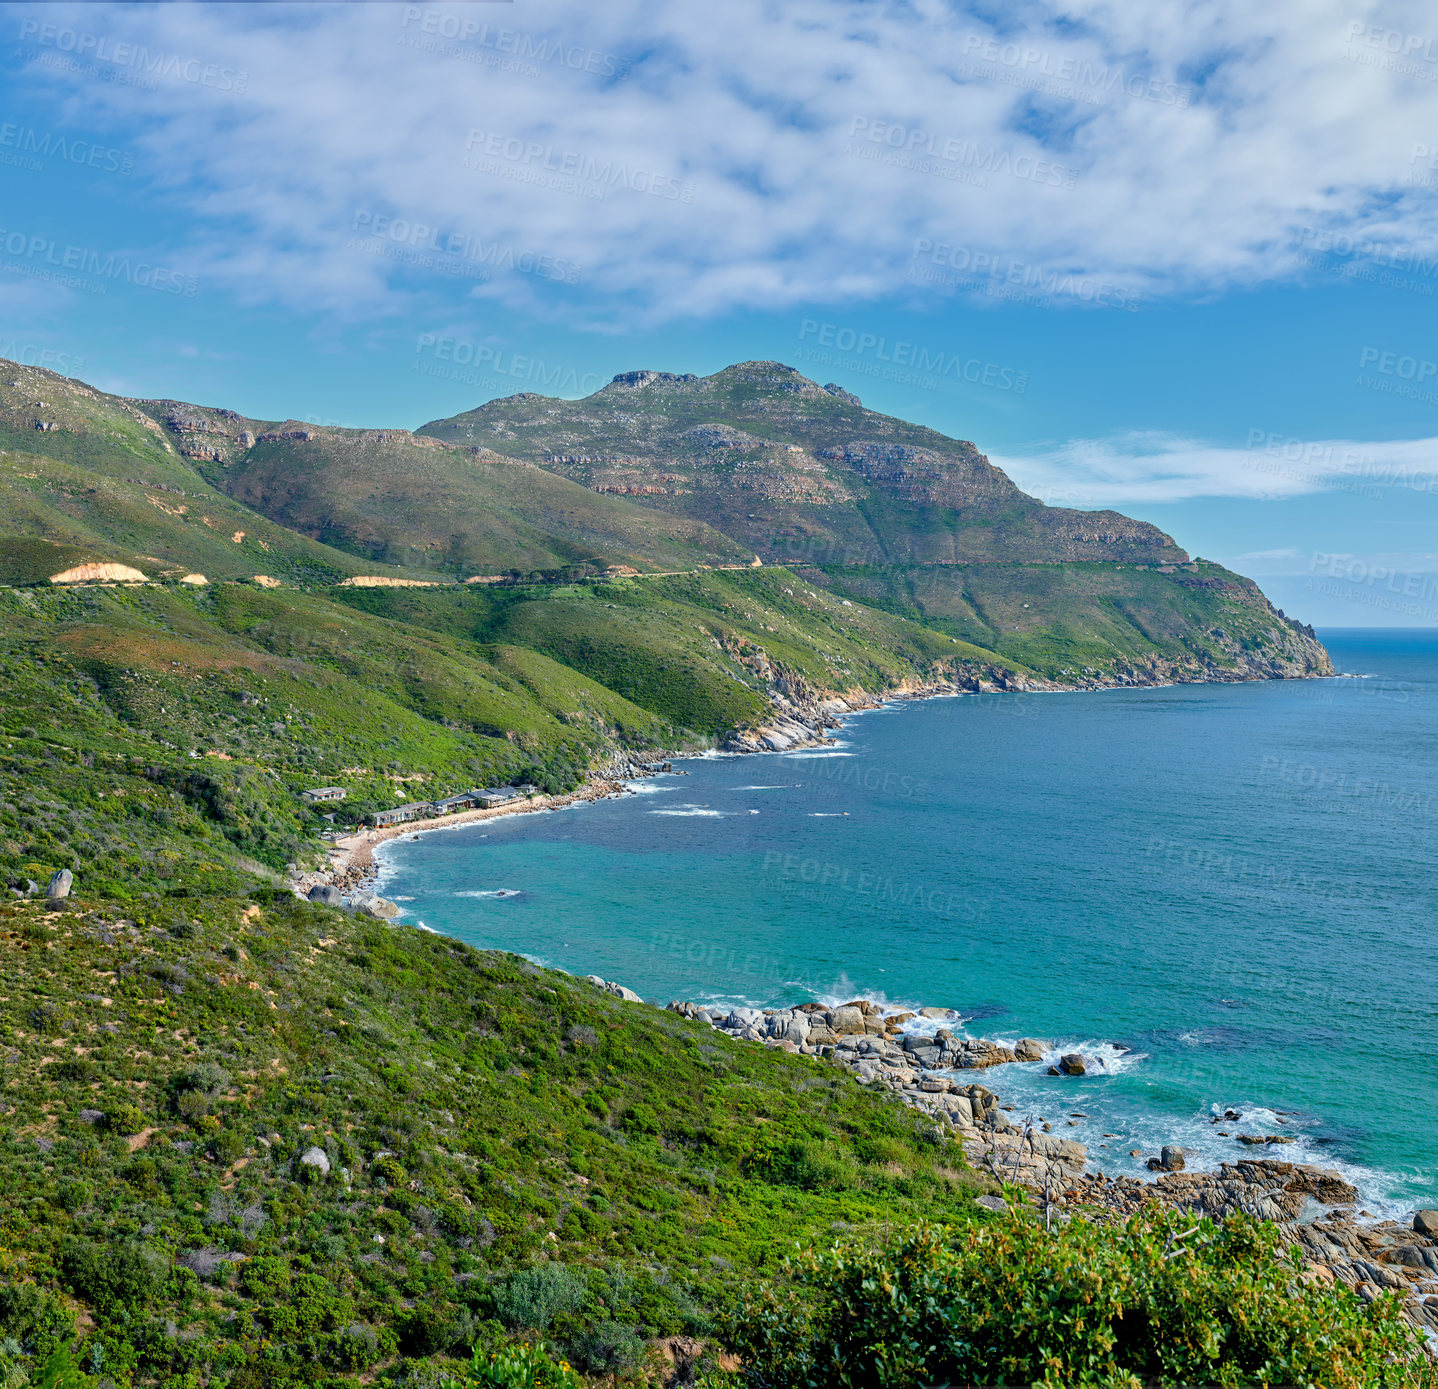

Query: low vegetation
left=0, top=894, right=988, bottom=1387
left=0, top=354, right=1361, bottom=1384
left=725, top=1216, right=1436, bottom=1387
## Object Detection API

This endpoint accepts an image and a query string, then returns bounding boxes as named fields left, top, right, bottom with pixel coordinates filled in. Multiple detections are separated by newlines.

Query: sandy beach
left=292, top=777, right=635, bottom=897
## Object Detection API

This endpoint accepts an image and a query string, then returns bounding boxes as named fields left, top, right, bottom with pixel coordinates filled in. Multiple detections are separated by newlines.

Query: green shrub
left=0, top=1283, right=75, bottom=1361
left=59, top=1238, right=167, bottom=1314
left=722, top=1214, right=1438, bottom=1388
left=621, top=1102, right=659, bottom=1135
left=210, top=1126, right=246, bottom=1165
left=490, top=1266, right=587, bottom=1332
left=441, top=1341, right=582, bottom=1389
left=51, top=1058, right=96, bottom=1085
left=371, top=1155, right=408, bottom=1187
left=563, top=1318, right=645, bottom=1376
left=102, top=1102, right=146, bottom=1136
left=745, top=1136, right=856, bottom=1192
left=238, top=1255, right=290, bottom=1299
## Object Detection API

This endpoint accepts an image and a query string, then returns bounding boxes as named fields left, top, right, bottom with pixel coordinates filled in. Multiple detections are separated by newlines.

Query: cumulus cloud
left=993, top=431, right=1438, bottom=504
left=10, top=0, right=1438, bottom=320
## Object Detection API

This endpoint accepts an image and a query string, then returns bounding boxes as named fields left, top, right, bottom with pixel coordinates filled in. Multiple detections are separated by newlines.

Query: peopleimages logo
left=413, top=334, right=605, bottom=396
left=0, top=228, right=197, bottom=296
left=462, top=130, right=696, bottom=202
left=16, top=19, right=248, bottom=93
left=398, top=8, right=629, bottom=80
left=910, top=239, right=1141, bottom=311
left=798, top=320, right=1027, bottom=393
left=958, top=34, right=1191, bottom=107
left=0, top=124, right=134, bottom=175
left=0, top=342, right=85, bottom=375
left=847, top=117, right=1078, bottom=188
left=349, top=211, right=581, bottom=283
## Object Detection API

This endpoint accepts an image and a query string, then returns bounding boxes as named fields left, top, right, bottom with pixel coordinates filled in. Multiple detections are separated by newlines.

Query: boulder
left=585, top=975, right=644, bottom=1004
left=46, top=869, right=72, bottom=900
left=1416, top=1211, right=1438, bottom=1238
left=1015, top=1038, right=1046, bottom=1062
left=347, top=891, right=400, bottom=919
left=308, top=884, right=344, bottom=906
left=830, top=1006, right=866, bottom=1035
left=774, top=1015, right=810, bottom=1044
left=1161, top=1146, right=1186, bottom=1171
left=1058, top=1053, right=1086, bottom=1076
left=722, top=1005, right=763, bottom=1029
left=299, top=1146, right=330, bottom=1177
left=945, top=1096, right=975, bottom=1127
left=919, top=1006, right=958, bottom=1020
left=953, top=1041, right=1017, bottom=1069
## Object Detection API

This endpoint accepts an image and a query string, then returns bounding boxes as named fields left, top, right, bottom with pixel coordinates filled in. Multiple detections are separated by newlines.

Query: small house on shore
left=434, top=791, right=480, bottom=814
left=476, top=787, right=525, bottom=809
left=372, top=801, right=435, bottom=827
left=301, top=786, right=347, bottom=804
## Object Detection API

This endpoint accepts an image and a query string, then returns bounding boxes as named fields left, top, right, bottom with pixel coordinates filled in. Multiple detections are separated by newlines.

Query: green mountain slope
left=0, top=355, right=1329, bottom=686
left=418, top=361, right=1184, bottom=569
left=0, top=366, right=406, bottom=584
left=416, top=361, right=1330, bottom=680
left=0, top=892, right=992, bottom=1383
left=129, top=398, right=753, bottom=577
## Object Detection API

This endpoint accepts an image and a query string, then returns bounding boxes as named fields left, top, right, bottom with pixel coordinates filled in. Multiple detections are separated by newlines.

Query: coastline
left=294, top=657, right=1344, bottom=898
left=660, top=994, right=1438, bottom=1335
left=287, top=659, right=1438, bottom=1327
left=292, top=777, right=637, bottom=899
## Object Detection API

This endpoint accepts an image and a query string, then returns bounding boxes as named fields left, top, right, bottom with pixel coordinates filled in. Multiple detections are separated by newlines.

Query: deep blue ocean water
left=378, top=630, right=1438, bottom=1213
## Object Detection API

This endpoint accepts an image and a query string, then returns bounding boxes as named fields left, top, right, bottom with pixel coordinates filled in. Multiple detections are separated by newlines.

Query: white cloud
left=11, top=0, right=1438, bottom=320
left=992, top=431, right=1438, bottom=504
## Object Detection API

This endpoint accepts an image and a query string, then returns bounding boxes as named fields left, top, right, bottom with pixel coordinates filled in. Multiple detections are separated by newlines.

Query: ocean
left=376, top=629, right=1438, bottom=1215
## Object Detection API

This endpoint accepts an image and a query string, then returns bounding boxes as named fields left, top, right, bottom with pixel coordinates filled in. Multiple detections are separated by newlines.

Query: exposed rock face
left=1058, top=1053, right=1086, bottom=1076
left=49, top=562, right=148, bottom=584
left=586, top=975, right=643, bottom=1004
left=1415, top=1210, right=1438, bottom=1237
left=307, top=884, right=344, bottom=907
left=346, top=891, right=400, bottom=919
left=46, top=869, right=72, bottom=900
left=299, top=1146, right=330, bottom=1177
left=418, top=360, right=1186, bottom=568
left=1015, top=1038, right=1046, bottom=1062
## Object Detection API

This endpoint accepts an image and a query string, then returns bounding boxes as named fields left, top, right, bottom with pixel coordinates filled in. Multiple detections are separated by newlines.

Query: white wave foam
left=783, top=750, right=854, bottom=759
left=648, top=805, right=729, bottom=817
left=738, top=784, right=788, bottom=790
left=622, top=780, right=677, bottom=795
left=454, top=888, right=522, bottom=899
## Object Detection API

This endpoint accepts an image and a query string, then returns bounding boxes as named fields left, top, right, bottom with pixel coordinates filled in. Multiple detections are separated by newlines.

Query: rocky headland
left=660, top=992, right=1438, bottom=1334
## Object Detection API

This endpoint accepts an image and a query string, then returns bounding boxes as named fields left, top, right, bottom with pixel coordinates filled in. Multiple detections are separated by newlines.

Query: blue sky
left=4, top=0, right=1438, bottom=625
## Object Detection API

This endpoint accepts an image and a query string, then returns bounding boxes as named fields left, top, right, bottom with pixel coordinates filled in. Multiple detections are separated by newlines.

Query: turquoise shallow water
left=378, top=630, right=1438, bottom=1214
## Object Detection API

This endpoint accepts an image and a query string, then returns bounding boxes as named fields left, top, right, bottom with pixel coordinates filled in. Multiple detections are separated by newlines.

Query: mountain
left=418, top=362, right=1329, bottom=679
left=136, top=399, right=754, bottom=577
left=0, top=355, right=1330, bottom=795
left=419, top=361, right=1180, bottom=569
left=0, top=362, right=1391, bottom=1387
